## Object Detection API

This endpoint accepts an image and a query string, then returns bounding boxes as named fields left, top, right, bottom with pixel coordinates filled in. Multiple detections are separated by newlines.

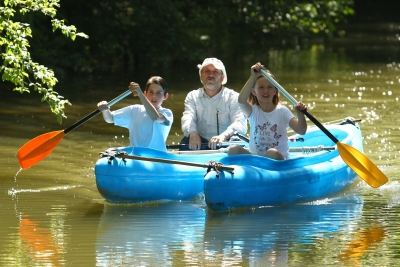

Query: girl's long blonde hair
left=248, top=70, right=280, bottom=106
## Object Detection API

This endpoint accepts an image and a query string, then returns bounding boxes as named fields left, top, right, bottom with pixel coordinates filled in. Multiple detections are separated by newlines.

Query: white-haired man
left=180, top=58, right=247, bottom=150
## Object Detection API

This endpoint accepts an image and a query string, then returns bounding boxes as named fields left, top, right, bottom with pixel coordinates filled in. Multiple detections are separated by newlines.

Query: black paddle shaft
left=166, top=143, right=245, bottom=150
left=64, top=109, right=101, bottom=135
left=302, top=110, right=339, bottom=144
left=63, top=90, right=132, bottom=135
left=233, top=132, right=304, bottom=143
left=259, top=68, right=339, bottom=144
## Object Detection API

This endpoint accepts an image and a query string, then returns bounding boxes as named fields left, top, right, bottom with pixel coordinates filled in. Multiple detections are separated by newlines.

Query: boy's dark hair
left=248, top=70, right=280, bottom=106
left=145, top=76, right=168, bottom=94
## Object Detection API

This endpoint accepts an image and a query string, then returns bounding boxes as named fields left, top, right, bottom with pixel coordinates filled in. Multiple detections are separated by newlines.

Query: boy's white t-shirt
left=112, top=105, right=173, bottom=151
left=248, top=104, right=295, bottom=158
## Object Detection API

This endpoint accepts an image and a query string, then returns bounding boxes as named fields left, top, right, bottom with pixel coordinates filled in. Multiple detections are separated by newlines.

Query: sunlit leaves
left=51, top=19, right=88, bottom=40
left=6, top=0, right=60, bottom=17
left=237, top=0, right=354, bottom=36
left=0, top=0, right=87, bottom=123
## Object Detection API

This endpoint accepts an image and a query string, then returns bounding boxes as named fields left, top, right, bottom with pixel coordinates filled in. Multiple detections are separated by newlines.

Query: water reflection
left=203, top=196, right=364, bottom=265
left=96, top=201, right=206, bottom=266
left=95, top=196, right=364, bottom=266
left=19, top=217, right=63, bottom=266
left=338, top=225, right=386, bottom=266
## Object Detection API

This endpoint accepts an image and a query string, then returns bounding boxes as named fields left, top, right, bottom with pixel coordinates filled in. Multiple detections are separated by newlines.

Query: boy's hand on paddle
left=129, top=82, right=141, bottom=96
left=97, top=101, right=109, bottom=111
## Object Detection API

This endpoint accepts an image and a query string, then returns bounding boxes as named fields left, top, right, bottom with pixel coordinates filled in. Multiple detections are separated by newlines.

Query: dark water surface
left=1, top=23, right=400, bottom=266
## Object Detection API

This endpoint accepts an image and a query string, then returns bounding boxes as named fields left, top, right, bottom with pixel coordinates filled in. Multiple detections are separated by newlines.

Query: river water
left=1, top=23, right=400, bottom=266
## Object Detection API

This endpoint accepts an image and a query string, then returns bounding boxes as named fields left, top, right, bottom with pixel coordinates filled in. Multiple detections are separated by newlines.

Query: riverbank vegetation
left=2, top=0, right=357, bottom=122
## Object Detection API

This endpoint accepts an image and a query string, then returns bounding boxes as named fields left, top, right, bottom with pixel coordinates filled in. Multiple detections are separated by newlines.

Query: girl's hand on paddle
left=251, top=62, right=264, bottom=76
left=128, top=82, right=141, bottom=95
left=97, top=101, right=109, bottom=112
left=295, top=102, right=308, bottom=113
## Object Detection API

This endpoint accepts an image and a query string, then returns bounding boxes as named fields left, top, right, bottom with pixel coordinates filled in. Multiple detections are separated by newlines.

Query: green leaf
left=1, top=0, right=88, bottom=123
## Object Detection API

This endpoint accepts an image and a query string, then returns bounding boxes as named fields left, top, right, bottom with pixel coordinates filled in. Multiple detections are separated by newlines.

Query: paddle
left=167, top=136, right=304, bottom=150
left=169, top=146, right=335, bottom=155
left=233, top=132, right=304, bottom=143
left=166, top=142, right=247, bottom=150
left=18, top=90, right=132, bottom=169
left=260, top=69, right=388, bottom=188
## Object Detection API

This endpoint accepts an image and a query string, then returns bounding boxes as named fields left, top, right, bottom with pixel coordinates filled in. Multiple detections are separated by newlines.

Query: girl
left=228, top=63, right=307, bottom=159
left=97, top=76, right=173, bottom=152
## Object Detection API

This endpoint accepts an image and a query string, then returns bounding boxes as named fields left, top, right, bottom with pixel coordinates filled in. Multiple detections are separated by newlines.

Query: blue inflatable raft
left=95, top=145, right=230, bottom=203
left=203, top=121, right=363, bottom=211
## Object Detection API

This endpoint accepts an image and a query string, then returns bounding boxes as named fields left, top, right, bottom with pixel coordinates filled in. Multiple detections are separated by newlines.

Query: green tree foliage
left=1, top=0, right=354, bottom=121
left=44, top=0, right=354, bottom=74
left=0, top=0, right=88, bottom=123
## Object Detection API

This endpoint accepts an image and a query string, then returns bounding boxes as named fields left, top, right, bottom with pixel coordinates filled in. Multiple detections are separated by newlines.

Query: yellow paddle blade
left=18, top=131, right=66, bottom=169
left=337, top=142, right=388, bottom=188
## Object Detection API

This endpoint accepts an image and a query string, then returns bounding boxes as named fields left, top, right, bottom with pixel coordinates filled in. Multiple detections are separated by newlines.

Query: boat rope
left=301, top=146, right=326, bottom=155
left=205, top=160, right=226, bottom=178
left=339, top=117, right=360, bottom=126
left=98, top=149, right=234, bottom=177
left=99, top=148, right=127, bottom=164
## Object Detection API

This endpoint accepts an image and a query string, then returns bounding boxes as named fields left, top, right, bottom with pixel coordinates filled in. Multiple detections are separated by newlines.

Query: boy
left=97, top=76, right=173, bottom=151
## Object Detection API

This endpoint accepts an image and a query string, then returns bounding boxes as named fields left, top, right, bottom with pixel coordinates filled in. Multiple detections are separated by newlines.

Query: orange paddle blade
left=18, top=130, right=66, bottom=169
left=337, top=142, right=388, bottom=188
